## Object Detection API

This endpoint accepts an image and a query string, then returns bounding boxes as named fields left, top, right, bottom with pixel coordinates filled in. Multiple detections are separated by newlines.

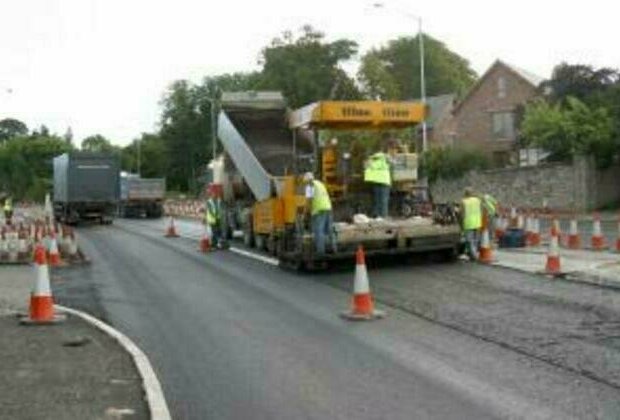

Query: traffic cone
left=545, top=232, right=562, bottom=276
left=341, top=245, right=385, bottom=321
left=567, top=217, right=581, bottom=249
left=530, top=215, right=541, bottom=246
left=479, top=228, right=494, bottom=264
left=20, top=245, right=66, bottom=325
left=494, top=213, right=505, bottom=241
left=509, top=207, right=518, bottom=228
left=165, top=217, right=179, bottom=238
left=48, top=234, right=62, bottom=267
left=199, top=225, right=211, bottom=253
left=591, top=213, right=607, bottom=250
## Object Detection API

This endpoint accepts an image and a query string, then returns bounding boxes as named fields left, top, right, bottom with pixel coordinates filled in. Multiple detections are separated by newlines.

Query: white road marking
left=229, top=247, right=279, bottom=266
left=56, top=305, right=172, bottom=420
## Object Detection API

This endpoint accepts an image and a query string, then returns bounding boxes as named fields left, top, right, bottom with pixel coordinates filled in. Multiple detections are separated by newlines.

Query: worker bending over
left=303, top=172, right=336, bottom=255
left=364, top=147, right=392, bottom=218
left=461, top=187, right=482, bottom=261
left=204, top=186, right=223, bottom=249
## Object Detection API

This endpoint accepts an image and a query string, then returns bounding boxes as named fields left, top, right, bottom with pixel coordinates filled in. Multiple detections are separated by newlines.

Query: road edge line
left=55, top=304, right=172, bottom=420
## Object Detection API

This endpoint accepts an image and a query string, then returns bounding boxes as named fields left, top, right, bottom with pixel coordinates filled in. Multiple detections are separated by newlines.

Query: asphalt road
left=53, top=219, right=620, bottom=419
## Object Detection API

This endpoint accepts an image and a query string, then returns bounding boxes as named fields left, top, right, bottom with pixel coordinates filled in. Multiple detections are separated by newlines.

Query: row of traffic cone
left=164, top=216, right=214, bottom=253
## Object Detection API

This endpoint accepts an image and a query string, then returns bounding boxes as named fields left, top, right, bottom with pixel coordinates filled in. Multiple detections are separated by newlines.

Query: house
left=449, top=60, right=544, bottom=167
left=419, top=94, right=456, bottom=150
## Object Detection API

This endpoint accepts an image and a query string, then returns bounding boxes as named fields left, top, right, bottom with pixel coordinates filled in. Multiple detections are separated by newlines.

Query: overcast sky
left=1, top=0, right=618, bottom=145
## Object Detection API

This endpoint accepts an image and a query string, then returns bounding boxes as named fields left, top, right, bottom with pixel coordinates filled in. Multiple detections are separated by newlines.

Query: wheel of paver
left=255, top=234, right=266, bottom=250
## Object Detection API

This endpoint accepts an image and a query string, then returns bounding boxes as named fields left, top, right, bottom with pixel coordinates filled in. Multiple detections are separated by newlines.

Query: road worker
left=204, top=185, right=223, bottom=249
left=364, top=146, right=392, bottom=218
left=303, top=172, right=336, bottom=255
left=3, top=196, right=13, bottom=225
left=461, top=187, right=482, bottom=261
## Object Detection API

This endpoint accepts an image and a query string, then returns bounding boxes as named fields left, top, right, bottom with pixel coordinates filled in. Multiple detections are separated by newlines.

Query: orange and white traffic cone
left=341, top=245, right=385, bottom=321
left=591, top=213, right=607, bottom=250
left=530, top=215, right=541, bottom=246
left=494, top=213, right=505, bottom=241
left=199, top=224, right=211, bottom=253
left=545, top=232, right=562, bottom=276
left=478, top=228, right=494, bottom=264
left=48, top=234, right=62, bottom=267
left=20, top=244, right=66, bottom=325
left=567, top=217, right=581, bottom=249
left=165, top=217, right=179, bottom=238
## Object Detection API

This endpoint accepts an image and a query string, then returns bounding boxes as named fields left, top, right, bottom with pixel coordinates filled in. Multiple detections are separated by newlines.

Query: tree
left=63, top=127, right=74, bottom=145
left=160, top=80, right=212, bottom=192
left=0, top=118, right=28, bottom=142
left=121, top=133, right=167, bottom=178
left=81, top=134, right=115, bottom=152
left=541, top=63, right=619, bottom=103
left=258, top=25, right=360, bottom=107
left=358, top=34, right=477, bottom=100
left=521, top=97, right=616, bottom=167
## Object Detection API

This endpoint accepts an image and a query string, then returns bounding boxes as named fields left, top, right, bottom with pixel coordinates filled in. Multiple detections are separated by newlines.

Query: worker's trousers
left=312, top=210, right=336, bottom=255
left=464, top=229, right=480, bottom=261
left=372, top=184, right=390, bottom=218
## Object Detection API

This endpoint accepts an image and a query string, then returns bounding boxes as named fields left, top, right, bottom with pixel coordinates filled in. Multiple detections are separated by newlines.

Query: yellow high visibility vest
left=364, top=152, right=391, bottom=186
left=3, top=198, right=12, bottom=212
left=205, top=198, right=220, bottom=225
left=311, top=180, right=332, bottom=215
left=462, top=197, right=482, bottom=230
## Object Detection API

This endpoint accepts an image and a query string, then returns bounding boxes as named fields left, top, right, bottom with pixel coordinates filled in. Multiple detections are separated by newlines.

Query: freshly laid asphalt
left=53, top=219, right=620, bottom=419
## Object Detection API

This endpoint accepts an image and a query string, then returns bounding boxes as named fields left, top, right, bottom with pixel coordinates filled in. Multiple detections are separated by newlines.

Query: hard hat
left=302, top=172, right=314, bottom=182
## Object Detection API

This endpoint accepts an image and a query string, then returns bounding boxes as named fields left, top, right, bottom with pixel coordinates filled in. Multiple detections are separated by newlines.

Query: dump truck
left=216, top=91, right=461, bottom=269
left=53, top=152, right=120, bottom=224
left=118, top=173, right=165, bottom=218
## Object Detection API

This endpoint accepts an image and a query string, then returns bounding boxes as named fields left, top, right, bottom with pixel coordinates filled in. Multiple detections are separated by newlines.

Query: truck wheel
left=255, top=234, right=266, bottom=251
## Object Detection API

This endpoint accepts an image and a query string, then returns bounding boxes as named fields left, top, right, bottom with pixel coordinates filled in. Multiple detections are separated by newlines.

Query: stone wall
left=430, top=156, right=620, bottom=211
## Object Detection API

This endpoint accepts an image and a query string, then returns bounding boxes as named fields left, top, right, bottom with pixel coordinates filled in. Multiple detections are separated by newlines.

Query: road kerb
left=55, top=304, right=172, bottom=420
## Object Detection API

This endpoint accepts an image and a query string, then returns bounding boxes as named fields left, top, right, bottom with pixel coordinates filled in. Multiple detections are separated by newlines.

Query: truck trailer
left=53, top=152, right=120, bottom=224
left=216, top=91, right=462, bottom=270
left=118, top=174, right=165, bottom=218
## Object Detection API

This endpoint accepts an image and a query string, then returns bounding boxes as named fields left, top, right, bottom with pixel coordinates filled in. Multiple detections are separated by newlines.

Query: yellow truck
left=216, top=91, right=461, bottom=270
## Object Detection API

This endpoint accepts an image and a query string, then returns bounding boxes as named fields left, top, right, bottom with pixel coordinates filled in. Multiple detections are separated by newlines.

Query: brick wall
left=430, top=156, right=620, bottom=211
left=451, top=62, right=538, bottom=164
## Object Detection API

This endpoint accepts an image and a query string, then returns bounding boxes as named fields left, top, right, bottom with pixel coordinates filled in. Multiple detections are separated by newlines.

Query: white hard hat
left=302, top=172, right=314, bottom=182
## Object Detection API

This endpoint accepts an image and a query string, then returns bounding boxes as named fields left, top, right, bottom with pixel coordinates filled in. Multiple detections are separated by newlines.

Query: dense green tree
left=160, top=80, right=212, bottom=192
left=0, top=118, right=28, bottom=142
left=81, top=134, right=115, bottom=152
left=358, top=34, right=477, bottom=100
left=258, top=25, right=360, bottom=107
left=521, top=97, right=616, bottom=167
left=121, top=133, right=167, bottom=178
left=0, top=135, right=73, bottom=199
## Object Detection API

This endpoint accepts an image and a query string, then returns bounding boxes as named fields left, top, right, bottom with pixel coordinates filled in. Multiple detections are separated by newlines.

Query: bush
left=421, top=147, right=490, bottom=183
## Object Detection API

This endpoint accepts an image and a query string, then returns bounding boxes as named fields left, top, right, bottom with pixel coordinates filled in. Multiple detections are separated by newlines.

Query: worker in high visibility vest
left=204, top=186, right=223, bottom=249
left=461, top=187, right=482, bottom=261
left=3, top=196, right=13, bottom=225
left=364, top=149, right=392, bottom=218
left=303, top=172, right=336, bottom=255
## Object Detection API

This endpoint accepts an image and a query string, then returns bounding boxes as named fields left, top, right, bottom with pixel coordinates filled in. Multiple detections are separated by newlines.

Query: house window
left=492, top=112, right=515, bottom=140
left=497, top=76, right=506, bottom=98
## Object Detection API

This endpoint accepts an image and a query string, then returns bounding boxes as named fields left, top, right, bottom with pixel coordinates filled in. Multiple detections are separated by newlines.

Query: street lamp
left=371, top=3, right=427, bottom=152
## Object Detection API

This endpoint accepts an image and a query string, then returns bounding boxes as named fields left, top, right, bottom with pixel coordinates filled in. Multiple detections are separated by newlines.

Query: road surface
left=53, top=219, right=620, bottom=419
